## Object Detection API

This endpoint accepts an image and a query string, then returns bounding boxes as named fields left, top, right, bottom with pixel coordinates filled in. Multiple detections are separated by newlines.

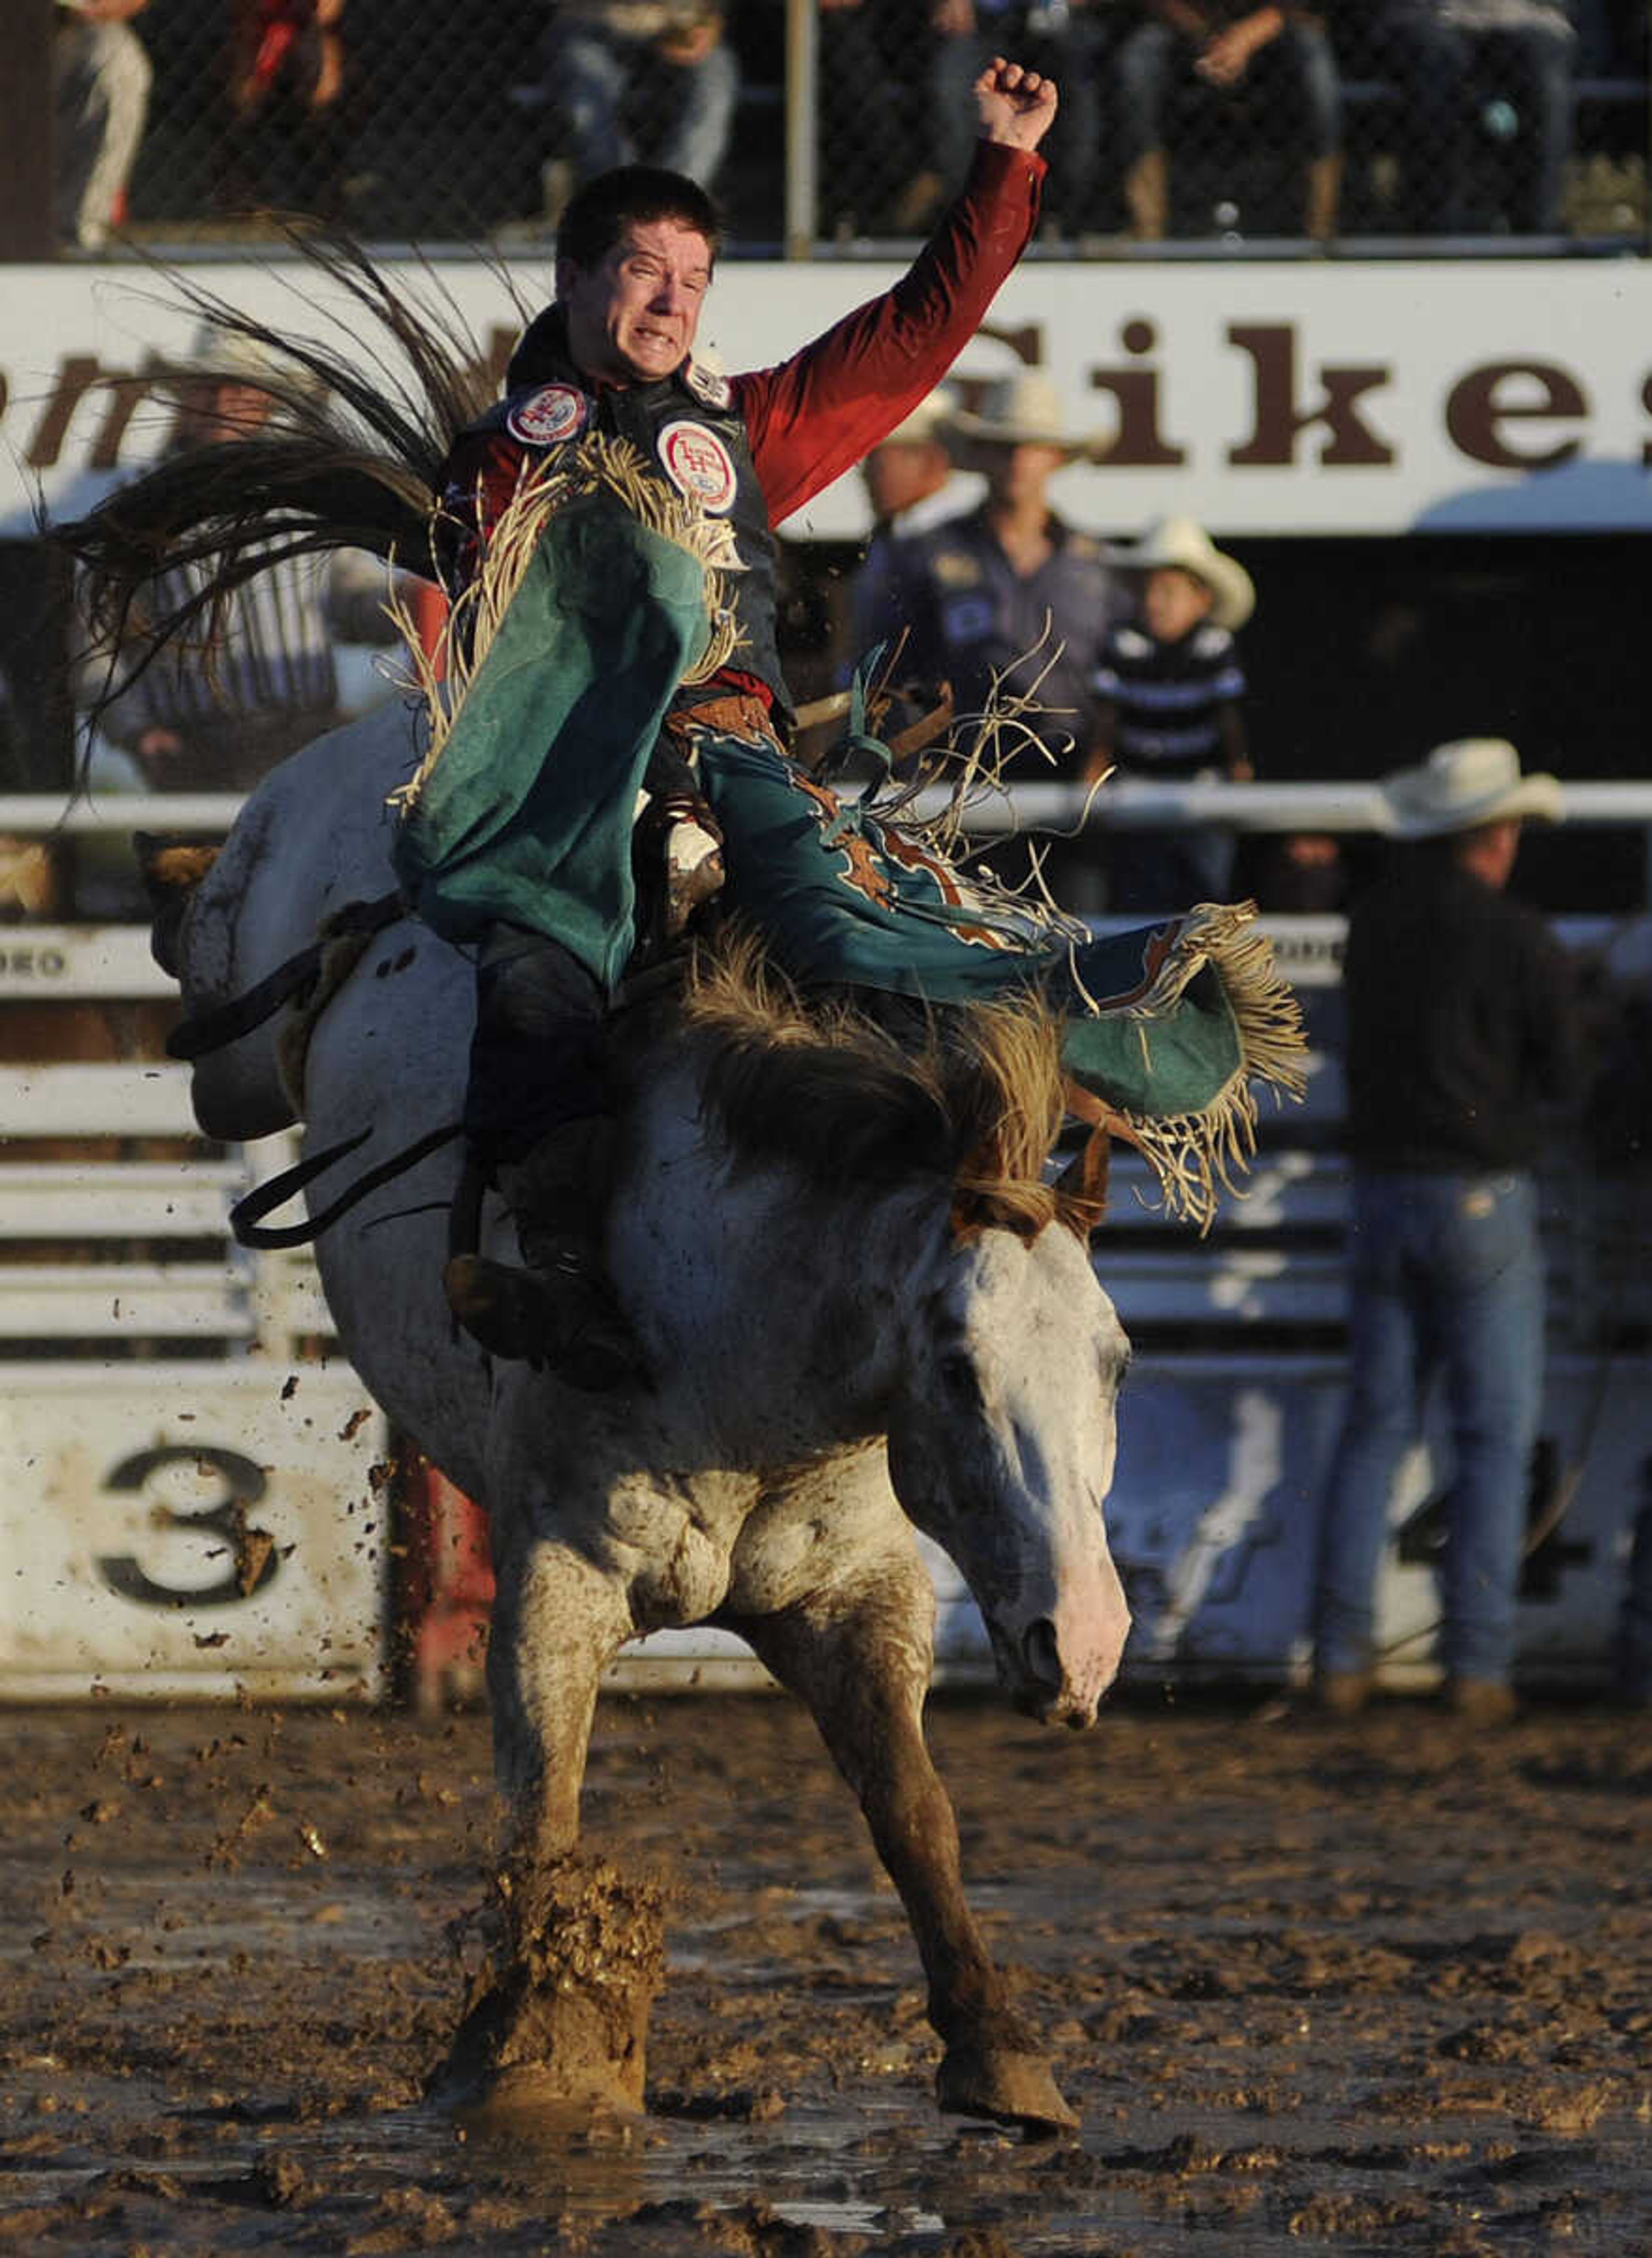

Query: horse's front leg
left=740, top=1560, right=1079, bottom=2135
left=439, top=1524, right=659, bottom=2115
left=486, top=1527, right=629, bottom=1866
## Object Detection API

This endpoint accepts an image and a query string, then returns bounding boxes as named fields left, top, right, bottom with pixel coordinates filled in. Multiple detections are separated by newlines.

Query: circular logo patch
left=506, top=383, right=589, bottom=447
left=658, top=420, right=738, bottom=514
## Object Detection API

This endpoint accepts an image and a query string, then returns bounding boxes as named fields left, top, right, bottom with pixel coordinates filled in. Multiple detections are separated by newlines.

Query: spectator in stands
left=848, top=385, right=983, bottom=676
left=53, top=0, right=153, bottom=252
left=1085, top=515, right=1253, bottom=911
left=74, top=329, right=406, bottom=916
left=1368, top=0, right=1575, bottom=235
left=815, top=0, right=912, bottom=233
left=540, top=0, right=739, bottom=195
left=224, top=0, right=349, bottom=215
left=895, top=0, right=1120, bottom=237
left=879, top=372, right=1112, bottom=780
left=1115, top=2, right=1343, bottom=240
left=1312, top=738, right=1581, bottom=1725
left=1248, top=828, right=1347, bottom=913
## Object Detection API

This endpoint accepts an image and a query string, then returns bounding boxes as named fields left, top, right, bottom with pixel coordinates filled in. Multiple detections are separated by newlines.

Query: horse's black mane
left=51, top=230, right=514, bottom=740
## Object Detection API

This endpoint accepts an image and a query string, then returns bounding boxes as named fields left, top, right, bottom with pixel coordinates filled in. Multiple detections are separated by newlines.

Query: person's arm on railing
left=1219, top=703, right=1252, bottom=784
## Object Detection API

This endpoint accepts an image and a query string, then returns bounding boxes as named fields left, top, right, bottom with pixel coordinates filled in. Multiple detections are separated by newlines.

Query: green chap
left=392, top=502, right=711, bottom=990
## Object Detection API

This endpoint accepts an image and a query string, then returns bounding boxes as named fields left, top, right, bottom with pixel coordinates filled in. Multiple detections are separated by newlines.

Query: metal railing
left=6, top=777, right=1652, bottom=895
left=15, top=0, right=1650, bottom=260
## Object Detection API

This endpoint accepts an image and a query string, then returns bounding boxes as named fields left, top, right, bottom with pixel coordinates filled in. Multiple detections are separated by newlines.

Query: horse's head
left=681, top=940, right=1133, bottom=1721
left=887, top=1210, right=1132, bottom=1728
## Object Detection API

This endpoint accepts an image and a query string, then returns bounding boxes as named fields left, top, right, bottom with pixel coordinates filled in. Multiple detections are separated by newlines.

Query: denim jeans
left=545, top=20, right=739, bottom=187
left=928, top=8, right=1114, bottom=219
left=1314, top=1168, right=1545, bottom=1686
left=1107, top=808, right=1235, bottom=916
left=1378, top=13, right=1574, bottom=233
left=1114, top=17, right=1344, bottom=169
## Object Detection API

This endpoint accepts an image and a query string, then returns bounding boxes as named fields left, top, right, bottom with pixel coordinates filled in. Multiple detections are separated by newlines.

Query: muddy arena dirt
left=1, top=1690, right=1648, bottom=2255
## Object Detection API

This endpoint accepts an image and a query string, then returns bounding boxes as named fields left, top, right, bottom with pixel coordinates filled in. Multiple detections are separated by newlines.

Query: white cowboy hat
left=1384, top=738, right=1563, bottom=838
left=1107, top=514, right=1256, bottom=632
left=941, top=371, right=1093, bottom=456
left=876, top=385, right=956, bottom=450
left=176, top=320, right=326, bottom=403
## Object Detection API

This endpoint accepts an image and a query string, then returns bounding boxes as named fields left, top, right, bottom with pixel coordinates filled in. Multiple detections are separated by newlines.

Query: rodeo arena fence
left=3, top=0, right=1652, bottom=1707
left=11, top=0, right=1651, bottom=259
left=0, top=782, right=1649, bottom=1708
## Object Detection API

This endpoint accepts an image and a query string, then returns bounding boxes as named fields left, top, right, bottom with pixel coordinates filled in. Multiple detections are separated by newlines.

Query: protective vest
left=457, top=307, right=789, bottom=709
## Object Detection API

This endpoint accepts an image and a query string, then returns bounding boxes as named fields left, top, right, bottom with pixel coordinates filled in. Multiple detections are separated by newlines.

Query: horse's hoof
left=937, top=2045, right=1079, bottom=2137
left=444, top=2061, right=644, bottom=2137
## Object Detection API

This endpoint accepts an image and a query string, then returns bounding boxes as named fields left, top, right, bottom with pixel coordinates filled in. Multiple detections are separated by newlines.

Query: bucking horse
left=62, top=251, right=1303, bottom=2135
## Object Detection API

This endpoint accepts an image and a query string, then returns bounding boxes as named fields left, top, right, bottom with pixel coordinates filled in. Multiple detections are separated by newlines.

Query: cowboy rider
left=430, top=56, right=1061, bottom=1387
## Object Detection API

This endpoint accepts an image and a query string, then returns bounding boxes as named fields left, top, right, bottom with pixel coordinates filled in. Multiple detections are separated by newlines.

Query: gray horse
left=155, top=700, right=1134, bottom=2134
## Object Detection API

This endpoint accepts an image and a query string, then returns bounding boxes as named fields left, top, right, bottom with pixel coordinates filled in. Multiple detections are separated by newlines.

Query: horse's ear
left=949, top=1135, right=995, bottom=1243
left=1054, top=1123, right=1111, bottom=1242
left=951, top=1133, right=1047, bottom=1243
left=136, top=833, right=219, bottom=977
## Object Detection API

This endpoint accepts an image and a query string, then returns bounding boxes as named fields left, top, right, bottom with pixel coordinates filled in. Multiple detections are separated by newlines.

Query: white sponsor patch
left=658, top=419, right=738, bottom=513
left=506, top=383, right=589, bottom=447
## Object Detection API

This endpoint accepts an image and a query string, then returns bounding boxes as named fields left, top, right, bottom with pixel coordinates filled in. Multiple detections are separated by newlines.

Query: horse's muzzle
left=1012, top=1617, right=1106, bottom=1730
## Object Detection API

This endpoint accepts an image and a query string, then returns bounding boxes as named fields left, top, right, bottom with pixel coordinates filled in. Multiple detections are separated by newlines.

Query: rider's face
left=557, top=220, right=713, bottom=386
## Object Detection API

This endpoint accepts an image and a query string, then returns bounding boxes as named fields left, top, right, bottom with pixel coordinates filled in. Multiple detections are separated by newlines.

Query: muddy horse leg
left=438, top=1530, right=660, bottom=2114
left=742, top=1569, right=1078, bottom=2135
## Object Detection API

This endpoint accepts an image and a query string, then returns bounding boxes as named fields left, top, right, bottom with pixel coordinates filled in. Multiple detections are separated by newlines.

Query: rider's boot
left=444, top=1116, right=644, bottom=1389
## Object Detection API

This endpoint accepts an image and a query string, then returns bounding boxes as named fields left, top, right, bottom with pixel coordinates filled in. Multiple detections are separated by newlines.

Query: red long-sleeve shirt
left=443, top=142, right=1044, bottom=706
left=456, top=141, right=1044, bottom=536
left=730, top=139, right=1045, bottom=527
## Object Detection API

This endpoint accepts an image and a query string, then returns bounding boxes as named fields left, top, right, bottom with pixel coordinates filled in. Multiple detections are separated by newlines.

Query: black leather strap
left=166, top=891, right=406, bottom=1061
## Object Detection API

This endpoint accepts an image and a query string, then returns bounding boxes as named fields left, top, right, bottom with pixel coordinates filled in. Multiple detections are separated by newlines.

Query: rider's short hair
left=556, top=166, right=723, bottom=274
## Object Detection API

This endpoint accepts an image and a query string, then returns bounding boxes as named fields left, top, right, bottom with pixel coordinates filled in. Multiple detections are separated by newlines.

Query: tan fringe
left=863, top=617, right=1099, bottom=947
left=387, top=432, right=742, bottom=813
left=1091, top=901, right=1308, bottom=1234
left=888, top=649, right=1308, bottom=1232
left=684, top=927, right=1069, bottom=1235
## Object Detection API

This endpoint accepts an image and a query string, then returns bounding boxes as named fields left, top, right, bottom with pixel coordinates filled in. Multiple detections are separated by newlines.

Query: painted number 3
left=96, top=1445, right=281, bottom=1610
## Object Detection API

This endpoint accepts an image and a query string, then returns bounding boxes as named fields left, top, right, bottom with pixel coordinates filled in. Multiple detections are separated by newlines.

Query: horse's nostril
left=1022, top=1617, right=1063, bottom=1695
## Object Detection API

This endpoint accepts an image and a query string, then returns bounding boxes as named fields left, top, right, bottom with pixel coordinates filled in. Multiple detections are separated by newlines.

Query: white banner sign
left=3, top=256, right=1651, bottom=538
left=0, top=1365, right=387, bottom=1700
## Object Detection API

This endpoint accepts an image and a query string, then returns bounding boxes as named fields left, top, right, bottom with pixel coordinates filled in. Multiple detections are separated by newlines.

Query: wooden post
left=0, top=0, right=55, bottom=262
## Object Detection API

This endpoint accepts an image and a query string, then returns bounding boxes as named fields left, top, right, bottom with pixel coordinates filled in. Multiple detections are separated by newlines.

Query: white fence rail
left=0, top=897, right=384, bottom=1701
left=2, top=788, right=1649, bottom=1699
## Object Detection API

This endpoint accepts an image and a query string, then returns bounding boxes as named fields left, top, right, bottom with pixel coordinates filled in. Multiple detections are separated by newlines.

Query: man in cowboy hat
left=872, top=369, right=1114, bottom=784
left=76, top=325, right=396, bottom=816
left=1088, top=512, right=1254, bottom=913
left=847, top=384, right=982, bottom=681
left=1312, top=737, right=1584, bottom=1727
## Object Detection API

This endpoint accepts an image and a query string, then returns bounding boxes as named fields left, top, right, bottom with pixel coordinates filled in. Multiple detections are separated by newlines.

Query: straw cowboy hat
left=1384, top=738, right=1563, bottom=839
left=1109, top=515, right=1255, bottom=632
left=168, top=320, right=325, bottom=402
left=876, top=385, right=957, bottom=450
left=941, top=370, right=1094, bottom=457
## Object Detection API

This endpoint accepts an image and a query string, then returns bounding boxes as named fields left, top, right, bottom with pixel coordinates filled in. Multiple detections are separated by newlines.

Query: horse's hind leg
left=741, top=1564, right=1079, bottom=2136
left=438, top=1529, right=662, bottom=2116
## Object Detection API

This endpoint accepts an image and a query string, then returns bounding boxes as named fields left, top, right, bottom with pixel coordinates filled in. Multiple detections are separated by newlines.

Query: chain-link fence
left=48, top=0, right=1652, bottom=256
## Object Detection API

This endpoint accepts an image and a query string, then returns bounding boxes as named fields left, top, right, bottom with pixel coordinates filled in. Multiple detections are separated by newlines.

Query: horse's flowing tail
left=49, top=228, right=502, bottom=723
